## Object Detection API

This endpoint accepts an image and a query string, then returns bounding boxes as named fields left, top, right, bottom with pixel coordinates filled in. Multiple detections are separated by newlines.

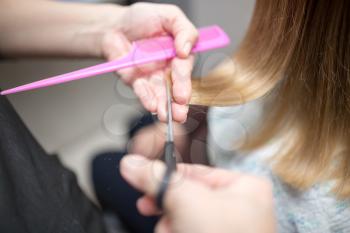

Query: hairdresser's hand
left=101, top=3, right=198, bottom=123
left=129, top=122, right=188, bottom=160
left=0, top=2, right=195, bottom=117
left=120, top=155, right=276, bottom=233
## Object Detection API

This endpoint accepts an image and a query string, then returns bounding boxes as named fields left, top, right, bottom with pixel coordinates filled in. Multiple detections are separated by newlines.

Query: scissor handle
left=156, top=141, right=176, bottom=209
left=164, top=141, right=176, bottom=171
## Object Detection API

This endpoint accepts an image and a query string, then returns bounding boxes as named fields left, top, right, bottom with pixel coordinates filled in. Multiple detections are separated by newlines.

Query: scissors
left=155, top=77, right=177, bottom=210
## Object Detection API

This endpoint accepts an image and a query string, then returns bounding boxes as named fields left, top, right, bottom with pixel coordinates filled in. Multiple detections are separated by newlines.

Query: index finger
left=171, top=56, right=194, bottom=105
left=159, top=5, right=198, bottom=58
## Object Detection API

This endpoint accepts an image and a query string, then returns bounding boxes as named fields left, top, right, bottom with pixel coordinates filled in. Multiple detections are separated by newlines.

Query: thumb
left=101, top=30, right=132, bottom=60
left=120, top=155, right=206, bottom=210
left=120, top=155, right=166, bottom=196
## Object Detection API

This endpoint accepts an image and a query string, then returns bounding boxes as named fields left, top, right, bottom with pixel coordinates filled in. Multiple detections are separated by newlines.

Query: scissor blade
left=165, top=77, right=176, bottom=168
left=166, top=78, right=174, bottom=142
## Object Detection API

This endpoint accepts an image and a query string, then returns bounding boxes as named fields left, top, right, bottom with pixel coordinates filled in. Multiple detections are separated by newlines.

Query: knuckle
left=193, top=29, right=199, bottom=39
left=166, top=4, right=182, bottom=14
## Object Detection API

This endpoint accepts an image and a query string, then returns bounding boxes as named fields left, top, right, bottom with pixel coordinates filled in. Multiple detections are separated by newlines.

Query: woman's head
left=191, top=0, right=350, bottom=197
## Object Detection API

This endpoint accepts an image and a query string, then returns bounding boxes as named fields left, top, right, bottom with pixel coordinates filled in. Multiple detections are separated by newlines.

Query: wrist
left=76, top=3, right=127, bottom=58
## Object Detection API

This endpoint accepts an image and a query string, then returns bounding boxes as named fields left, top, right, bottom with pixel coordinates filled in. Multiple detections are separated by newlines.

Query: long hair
left=191, top=0, right=350, bottom=197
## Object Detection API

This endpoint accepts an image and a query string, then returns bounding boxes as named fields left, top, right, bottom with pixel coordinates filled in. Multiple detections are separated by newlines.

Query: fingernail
left=177, top=89, right=190, bottom=104
left=179, top=105, right=189, bottom=124
left=183, top=42, right=192, bottom=56
left=180, top=104, right=189, bottom=113
left=121, top=155, right=147, bottom=176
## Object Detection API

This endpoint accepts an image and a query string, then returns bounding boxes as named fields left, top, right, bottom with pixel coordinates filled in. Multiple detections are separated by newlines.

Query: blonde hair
left=191, top=0, right=350, bottom=197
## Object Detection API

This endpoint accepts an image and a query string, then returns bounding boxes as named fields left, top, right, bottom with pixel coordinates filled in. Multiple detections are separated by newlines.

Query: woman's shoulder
left=233, top=153, right=350, bottom=233
left=210, top=143, right=350, bottom=233
left=274, top=178, right=350, bottom=233
left=232, top=155, right=350, bottom=232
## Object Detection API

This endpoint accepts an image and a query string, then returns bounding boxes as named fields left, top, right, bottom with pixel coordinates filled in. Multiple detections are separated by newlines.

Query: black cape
left=0, top=93, right=106, bottom=233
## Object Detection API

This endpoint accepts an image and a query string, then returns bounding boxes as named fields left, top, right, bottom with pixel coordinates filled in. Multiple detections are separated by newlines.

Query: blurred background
left=0, top=0, right=254, bottom=202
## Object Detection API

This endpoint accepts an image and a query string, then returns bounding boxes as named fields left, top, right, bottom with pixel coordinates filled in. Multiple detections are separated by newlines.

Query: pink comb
left=1, top=25, right=230, bottom=95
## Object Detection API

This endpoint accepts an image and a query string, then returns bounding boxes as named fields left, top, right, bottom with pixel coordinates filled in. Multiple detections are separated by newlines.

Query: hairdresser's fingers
left=171, top=56, right=194, bottom=105
left=132, top=78, right=157, bottom=113
left=121, top=156, right=238, bottom=194
left=103, top=30, right=168, bottom=85
left=176, top=164, right=241, bottom=188
left=121, top=61, right=168, bottom=78
left=101, top=31, right=136, bottom=85
left=102, top=30, right=132, bottom=60
left=172, top=103, right=189, bottom=123
left=149, top=71, right=167, bottom=121
left=137, top=195, right=161, bottom=216
left=102, top=31, right=136, bottom=84
left=118, top=60, right=168, bottom=85
left=176, top=163, right=273, bottom=201
left=155, top=217, right=171, bottom=233
left=120, top=155, right=165, bottom=196
left=160, top=5, right=198, bottom=58
left=120, top=155, right=208, bottom=211
left=149, top=71, right=189, bottom=122
left=227, top=174, right=273, bottom=202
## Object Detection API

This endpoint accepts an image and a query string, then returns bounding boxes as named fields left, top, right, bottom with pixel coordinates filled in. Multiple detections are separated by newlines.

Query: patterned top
left=207, top=101, right=350, bottom=233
